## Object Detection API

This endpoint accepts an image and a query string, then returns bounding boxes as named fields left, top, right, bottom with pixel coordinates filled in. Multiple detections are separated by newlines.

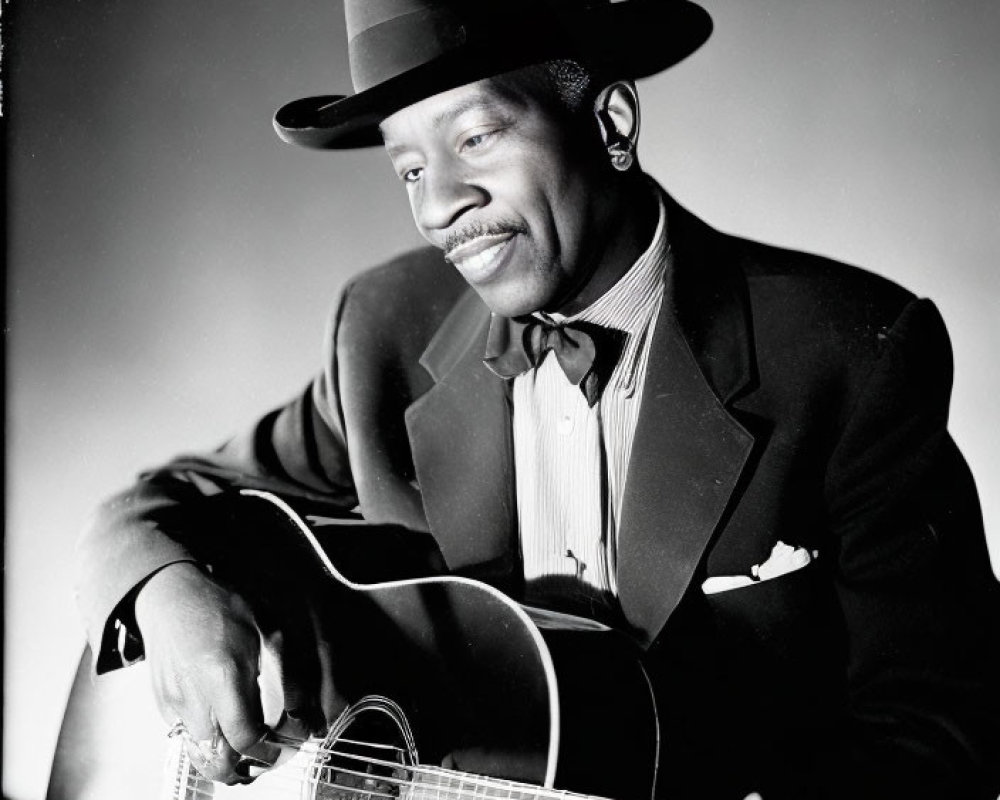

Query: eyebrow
left=383, top=93, right=502, bottom=158
left=430, top=94, right=498, bottom=130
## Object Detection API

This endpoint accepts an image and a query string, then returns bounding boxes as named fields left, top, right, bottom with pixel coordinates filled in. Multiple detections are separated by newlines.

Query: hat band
left=349, top=9, right=468, bottom=93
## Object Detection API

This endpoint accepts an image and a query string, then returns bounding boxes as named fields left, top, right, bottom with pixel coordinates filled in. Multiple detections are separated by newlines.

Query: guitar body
left=49, top=491, right=659, bottom=800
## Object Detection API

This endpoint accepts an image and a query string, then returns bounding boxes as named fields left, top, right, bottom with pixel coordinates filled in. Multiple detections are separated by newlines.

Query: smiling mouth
left=446, top=233, right=516, bottom=279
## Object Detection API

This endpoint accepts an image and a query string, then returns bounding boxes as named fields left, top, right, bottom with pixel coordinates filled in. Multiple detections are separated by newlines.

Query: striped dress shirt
left=513, top=188, right=670, bottom=610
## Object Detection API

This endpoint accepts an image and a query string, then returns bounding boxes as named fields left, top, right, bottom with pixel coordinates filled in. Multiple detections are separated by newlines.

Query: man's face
left=380, top=74, right=617, bottom=317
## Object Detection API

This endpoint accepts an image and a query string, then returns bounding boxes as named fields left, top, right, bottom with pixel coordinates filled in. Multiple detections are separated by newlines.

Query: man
left=75, top=1, right=1000, bottom=798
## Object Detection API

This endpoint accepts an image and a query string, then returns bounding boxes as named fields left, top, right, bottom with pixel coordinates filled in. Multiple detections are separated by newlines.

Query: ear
left=593, top=80, right=641, bottom=149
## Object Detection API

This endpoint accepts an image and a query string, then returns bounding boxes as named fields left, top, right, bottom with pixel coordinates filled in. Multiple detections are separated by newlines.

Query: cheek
left=403, top=189, right=432, bottom=242
left=499, top=173, right=562, bottom=249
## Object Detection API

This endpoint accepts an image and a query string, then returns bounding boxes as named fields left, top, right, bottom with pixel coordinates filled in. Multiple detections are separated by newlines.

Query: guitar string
left=178, top=756, right=557, bottom=799
left=178, top=754, right=596, bottom=800
left=174, top=724, right=602, bottom=800
left=179, top=769, right=534, bottom=800
left=316, top=744, right=581, bottom=796
left=178, top=771, right=560, bottom=800
left=180, top=763, right=510, bottom=799
left=183, top=768, right=396, bottom=800
left=185, top=756, right=586, bottom=800
left=179, top=768, right=459, bottom=800
left=335, top=735, right=409, bottom=753
left=257, top=749, right=530, bottom=795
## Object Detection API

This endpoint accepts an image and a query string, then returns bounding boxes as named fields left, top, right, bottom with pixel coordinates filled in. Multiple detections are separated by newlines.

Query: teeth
left=454, top=241, right=509, bottom=274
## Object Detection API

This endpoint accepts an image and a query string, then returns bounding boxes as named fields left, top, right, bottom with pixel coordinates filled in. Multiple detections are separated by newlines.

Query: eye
left=460, top=128, right=498, bottom=152
left=401, top=167, right=423, bottom=184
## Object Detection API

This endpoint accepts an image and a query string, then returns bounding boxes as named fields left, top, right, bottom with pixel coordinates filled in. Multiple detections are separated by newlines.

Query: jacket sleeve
left=75, top=284, right=362, bottom=674
left=821, top=298, right=1000, bottom=798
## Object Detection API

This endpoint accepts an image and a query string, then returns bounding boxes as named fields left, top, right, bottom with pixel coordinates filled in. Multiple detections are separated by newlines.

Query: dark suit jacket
left=77, top=195, right=1000, bottom=799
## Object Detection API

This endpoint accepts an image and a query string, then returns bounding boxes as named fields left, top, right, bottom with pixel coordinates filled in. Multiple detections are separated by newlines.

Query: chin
left=462, top=252, right=563, bottom=317
left=462, top=243, right=561, bottom=317
left=475, top=285, right=552, bottom=319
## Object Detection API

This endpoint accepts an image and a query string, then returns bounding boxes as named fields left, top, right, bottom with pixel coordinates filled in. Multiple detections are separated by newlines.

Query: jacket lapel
left=405, top=289, right=518, bottom=581
left=617, top=198, right=757, bottom=646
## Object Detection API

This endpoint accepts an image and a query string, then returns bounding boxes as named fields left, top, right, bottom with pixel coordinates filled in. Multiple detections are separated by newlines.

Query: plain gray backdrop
left=7, top=1, right=999, bottom=797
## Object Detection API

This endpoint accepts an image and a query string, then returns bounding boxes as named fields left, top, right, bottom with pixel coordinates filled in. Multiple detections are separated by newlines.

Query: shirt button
left=558, top=414, right=574, bottom=435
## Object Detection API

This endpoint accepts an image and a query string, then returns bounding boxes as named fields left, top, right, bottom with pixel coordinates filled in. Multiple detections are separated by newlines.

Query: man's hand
left=134, top=562, right=280, bottom=783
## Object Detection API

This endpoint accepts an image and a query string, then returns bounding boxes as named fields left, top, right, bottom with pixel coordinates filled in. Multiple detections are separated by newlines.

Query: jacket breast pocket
left=705, top=564, right=832, bottom=641
left=702, top=563, right=847, bottom=718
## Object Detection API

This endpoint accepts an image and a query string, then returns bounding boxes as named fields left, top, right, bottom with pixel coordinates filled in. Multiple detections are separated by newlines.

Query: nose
left=413, top=159, right=487, bottom=233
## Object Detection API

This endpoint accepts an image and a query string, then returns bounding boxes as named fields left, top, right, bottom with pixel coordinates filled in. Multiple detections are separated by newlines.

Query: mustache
left=442, top=220, right=527, bottom=256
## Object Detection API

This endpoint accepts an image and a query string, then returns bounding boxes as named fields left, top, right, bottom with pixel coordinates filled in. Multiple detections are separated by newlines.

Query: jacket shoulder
left=718, top=233, right=954, bottom=436
left=338, top=246, right=470, bottom=341
left=729, top=235, right=927, bottom=367
left=736, top=237, right=916, bottom=329
left=331, top=247, right=474, bottom=399
left=345, top=245, right=467, bottom=310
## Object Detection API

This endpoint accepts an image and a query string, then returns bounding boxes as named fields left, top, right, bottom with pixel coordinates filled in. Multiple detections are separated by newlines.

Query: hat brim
left=274, top=1, right=712, bottom=150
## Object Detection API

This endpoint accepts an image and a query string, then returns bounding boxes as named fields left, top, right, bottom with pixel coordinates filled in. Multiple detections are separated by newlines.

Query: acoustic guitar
left=48, top=490, right=660, bottom=800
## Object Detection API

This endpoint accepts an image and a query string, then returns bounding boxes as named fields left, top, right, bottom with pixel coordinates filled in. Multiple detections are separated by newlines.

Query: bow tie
left=483, top=314, right=626, bottom=407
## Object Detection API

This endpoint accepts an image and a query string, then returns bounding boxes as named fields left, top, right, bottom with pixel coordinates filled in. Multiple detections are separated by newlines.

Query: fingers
left=178, top=711, right=243, bottom=784
left=137, top=564, right=279, bottom=782
left=136, top=562, right=339, bottom=783
left=161, top=664, right=283, bottom=783
left=260, top=601, right=328, bottom=736
left=313, top=611, right=349, bottom=728
left=212, top=671, right=282, bottom=770
left=280, top=601, right=349, bottom=734
left=158, top=659, right=261, bottom=783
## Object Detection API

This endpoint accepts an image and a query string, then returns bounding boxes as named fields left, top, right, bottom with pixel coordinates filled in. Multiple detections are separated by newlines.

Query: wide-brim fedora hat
left=274, top=0, right=712, bottom=150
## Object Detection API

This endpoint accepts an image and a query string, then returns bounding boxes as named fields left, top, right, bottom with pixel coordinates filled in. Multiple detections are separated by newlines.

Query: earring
left=608, top=139, right=634, bottom=172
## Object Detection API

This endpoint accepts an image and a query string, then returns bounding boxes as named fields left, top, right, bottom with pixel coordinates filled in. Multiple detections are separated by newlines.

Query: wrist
left=133, top=561, right=210, bottom=631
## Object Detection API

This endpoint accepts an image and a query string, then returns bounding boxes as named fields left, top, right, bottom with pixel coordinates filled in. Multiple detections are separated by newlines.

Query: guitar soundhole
left=306, top=696, right=418, bottom=800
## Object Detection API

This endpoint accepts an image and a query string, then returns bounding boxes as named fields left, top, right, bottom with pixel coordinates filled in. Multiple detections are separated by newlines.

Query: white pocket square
left=702, top=541, right=817, bottom=595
